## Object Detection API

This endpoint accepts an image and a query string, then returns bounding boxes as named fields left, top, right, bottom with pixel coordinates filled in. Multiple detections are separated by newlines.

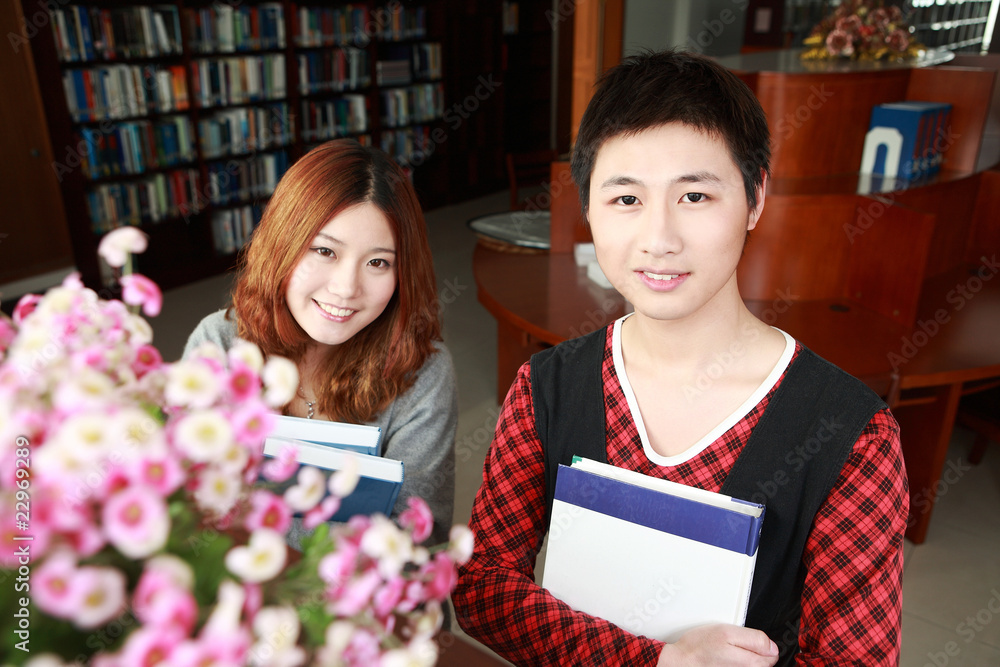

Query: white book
left=542, top=458, right=765, bottom=643
left=270, top=415, right=382, bottom=455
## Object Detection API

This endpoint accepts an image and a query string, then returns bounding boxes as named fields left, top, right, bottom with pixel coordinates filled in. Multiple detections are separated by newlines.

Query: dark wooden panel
left=969, top=168, right=1000, bottom=261
left=846, top=199, right=935, bottom=327
left=892, top=175, right=981, bottom=278
left=906, top=65, right=996, bottom=173
left=548, top=161, right=591, bottom=253
left=739, top=194, right=860, bottom=301
left=756, top=69, right=910, bottom=179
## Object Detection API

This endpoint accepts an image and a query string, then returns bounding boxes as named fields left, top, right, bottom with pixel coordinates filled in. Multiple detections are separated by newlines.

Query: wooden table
left=473, top=243, right=1000, bottom=544
left=437, top=631, right=509, bottom=666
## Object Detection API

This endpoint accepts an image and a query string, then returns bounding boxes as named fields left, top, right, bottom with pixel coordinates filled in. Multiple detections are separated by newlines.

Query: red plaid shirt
left=454, top=327, right=907, bottom=666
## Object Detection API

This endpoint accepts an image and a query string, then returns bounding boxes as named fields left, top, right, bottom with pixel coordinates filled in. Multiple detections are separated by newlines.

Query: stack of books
left=262, top=416, right=403, bottom=521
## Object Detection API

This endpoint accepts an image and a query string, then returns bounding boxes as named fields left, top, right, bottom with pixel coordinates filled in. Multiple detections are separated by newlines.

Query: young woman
left=184, top=139, right=457, bottom=545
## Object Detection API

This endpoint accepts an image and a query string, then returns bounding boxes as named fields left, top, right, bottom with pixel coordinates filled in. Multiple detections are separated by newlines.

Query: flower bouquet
left=0, top=228, right=472, bottom=666
left=801, top=0, right=924, bottom=62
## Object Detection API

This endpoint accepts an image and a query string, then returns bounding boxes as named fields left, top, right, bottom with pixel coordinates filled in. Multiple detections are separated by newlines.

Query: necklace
left=297, top=386, right=316, bottom=419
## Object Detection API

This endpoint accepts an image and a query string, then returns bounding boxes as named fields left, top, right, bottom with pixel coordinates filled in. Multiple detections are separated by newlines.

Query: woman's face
left=285, top=203, right=398, bottom=350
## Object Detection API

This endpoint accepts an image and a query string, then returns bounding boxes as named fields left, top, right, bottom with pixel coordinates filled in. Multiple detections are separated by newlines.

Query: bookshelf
left=26, top=0, right=452, bottom=291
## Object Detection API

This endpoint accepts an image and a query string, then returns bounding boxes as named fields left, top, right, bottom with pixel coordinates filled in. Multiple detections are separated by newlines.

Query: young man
left=452, top=50, right=907, bottom=666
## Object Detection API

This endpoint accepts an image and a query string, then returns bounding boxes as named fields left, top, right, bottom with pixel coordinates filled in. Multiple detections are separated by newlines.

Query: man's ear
left=747, top=170, right=768, bottom=231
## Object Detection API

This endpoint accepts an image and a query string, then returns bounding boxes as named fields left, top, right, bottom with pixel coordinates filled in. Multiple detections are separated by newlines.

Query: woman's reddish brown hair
left=230, top=139, right=441, bottom=423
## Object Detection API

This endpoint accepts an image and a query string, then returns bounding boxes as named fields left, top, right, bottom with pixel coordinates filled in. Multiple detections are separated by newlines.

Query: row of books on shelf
left=199, top=103, right=295, bottom=160
left=376, top=59, right=412, bottom=87
left=206, top=151, right=291, bottom=206
left=377, top=5, right=428, bottom=42
left=295, top=5, right=371, bottom=47
left=49, top=5, right=182, bottom=62
left=190, top=55, right=287, bottom=109
left=211, top=204, right=265, bottom=256
left=301, top=97, right=369, bottom=142
left=412, top=43, right=442, bottom=80
left=79, top=116, right=195, bottom=180
left=380, top=125, right=436, bottom=166
left=297, top=48, right=371, bottom=94
left=381, top=84, right=445, bottom=128
left=86, top=169, right=201, bottom=232
left=63, top=65, right=188, bottom=122
left=186, top=4, right=287, bottom=54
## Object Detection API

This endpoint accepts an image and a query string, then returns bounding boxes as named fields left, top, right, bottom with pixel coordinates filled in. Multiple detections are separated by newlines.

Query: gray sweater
left=183, top=310, right=458, bottom=545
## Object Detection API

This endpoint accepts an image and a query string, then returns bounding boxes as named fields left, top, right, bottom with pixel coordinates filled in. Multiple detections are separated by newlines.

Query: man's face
left=587, top=122, right=764, bottom=325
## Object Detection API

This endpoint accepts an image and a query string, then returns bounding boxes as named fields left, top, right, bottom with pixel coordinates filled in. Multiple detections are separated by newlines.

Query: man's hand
left=657, top=624, right=779, bottom=666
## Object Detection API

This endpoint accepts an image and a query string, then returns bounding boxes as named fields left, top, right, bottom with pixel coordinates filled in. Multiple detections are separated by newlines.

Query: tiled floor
left=153, top=190, right=1000, bottom=666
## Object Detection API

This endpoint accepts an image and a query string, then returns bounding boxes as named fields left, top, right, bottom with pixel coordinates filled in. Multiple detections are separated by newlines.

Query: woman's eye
left=683, top=193, right=707, bottom=203
left=617, top=195, right=638, bottom=206
left=369, top=258, right=391, bottom=269
left=312, top=247, right=334, bottom=258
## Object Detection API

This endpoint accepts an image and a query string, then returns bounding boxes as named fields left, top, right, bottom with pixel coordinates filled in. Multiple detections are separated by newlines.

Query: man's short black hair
left=571, top=48, right=771, bottom=215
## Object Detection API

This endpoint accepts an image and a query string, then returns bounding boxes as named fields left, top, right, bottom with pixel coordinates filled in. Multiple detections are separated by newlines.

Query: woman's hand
left=657, top=624, right=779, bottom=666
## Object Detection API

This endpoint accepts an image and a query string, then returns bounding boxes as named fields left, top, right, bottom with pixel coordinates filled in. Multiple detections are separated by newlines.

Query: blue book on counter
left=541, top=457, right=765, bottom=642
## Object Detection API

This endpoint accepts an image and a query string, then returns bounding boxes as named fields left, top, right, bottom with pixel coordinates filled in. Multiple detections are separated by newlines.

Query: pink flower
left=422, top=552, right=458, bottom=600
left=102, top=485, right=170, bottom=559
left=399, top=496, right=434, bottom=544
left=32, top=551, right=81, bottom=618
left=12, top=293, right=41, bottom=325
left=887, top=28, right=910, bottom=52
left=97, top=226, right=148, bottom=268
left=261, top=443, right=299, bottom=483
left=227, top=361, right=261, bottom=402
left=132, top=343, right=163, bottom=377
left=331, top=569, right=382, bottom=617
left=0, top=315, right=15, bottom=353
left=372, top=576, right=406, bottom=618
left=826, top=28, right=854, bottom=56
left=120, top=273, right=162, bottom=317
left=120, top=628, right=176, bottom=666
left=231, top=400, right=275, bottom=446
left=869, top=8, right=889, bottom=28
left=303, top=495, right=341, bottom=530
left=130, top=454, right=185, bottom=497
left=245, top=490, right=292, bottom=534
left=69, top=566, right=127, bottom=629
left=835, top=14, right=862, bottom=33
left=318, top=541, right=359, bottom=590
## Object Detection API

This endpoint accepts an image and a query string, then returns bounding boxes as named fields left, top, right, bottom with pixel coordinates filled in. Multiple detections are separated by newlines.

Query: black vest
left=530, top=328, right=884, bottom=666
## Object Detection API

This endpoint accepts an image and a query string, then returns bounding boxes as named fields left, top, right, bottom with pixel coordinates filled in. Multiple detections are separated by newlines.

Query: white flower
left=225, top=529, right=287, bottom=583
left=70, top=566, right=127, bottom=629
left=249, top=606, right=306, bottom=667
left=123, top=312, right=153, bottom=346
left=194, top=466, right=242, bottom=516
left=201, top=579, right=245, bottom=639
left=315, top=621, right=355, bottom=665
left=114, top=407, right=166, bottom=459
left=51, top=412, right=116, bottom=462
left=218, top=443, right=250, bottom=472
left=410, top=601, right=444, bottom=642
left=97, top=226, right=148, bottom=268
left=52, top=368, right=114, bottom=412
left=360, top=515, right=413, bottom=578
left=448, top=525, right=475, bottom=565
left=145, top=553, right=195, bottom=590
left=283, top=465, right=325, bottom=512
left=174, top=410, right=234, bottom=463
left=328, top=454, right=360, bottom=498
left=261, top=356, right=298, bottom=408
left=229, top=340, right=265, bottom=373
left=24, top=655, right=73, bottom=667
left=165, top=360, right=221, bottom=409
left=380, top=638, right=438, bottom=667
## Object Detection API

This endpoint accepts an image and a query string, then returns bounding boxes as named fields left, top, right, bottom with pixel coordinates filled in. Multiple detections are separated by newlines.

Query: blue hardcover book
left=542, top=458, right=765, bottom=642
left=860, top=101, right=952, bottom=182
left=261, top=436, right=402, bottom=521
left=75, top=6, right=95, bottom=61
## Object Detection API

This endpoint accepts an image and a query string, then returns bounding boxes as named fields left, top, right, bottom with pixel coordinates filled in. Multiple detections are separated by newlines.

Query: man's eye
left=683, top=193, right=707, bottom=203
